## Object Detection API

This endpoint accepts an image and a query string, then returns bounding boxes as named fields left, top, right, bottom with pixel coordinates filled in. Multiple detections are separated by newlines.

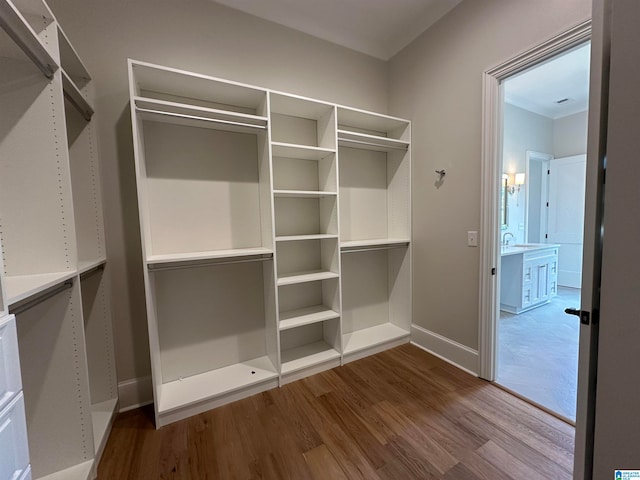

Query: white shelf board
left=5, top=271, right=77, bottom=306
left=78, top=258, right=107, bottom=276
left=340, top=239, right=410, bottom=252
left=158, top=356, right=277, bottom=414
left=337, top=106, right=409, bottom=135
left=270, top=92, right=334, bottom=119
left=38, top=460, right=94, bottom=480
left=271, top=142, right=335, bottom=160
left=57, top=25, right=91, bottom=81
left=147, top=248, right=273, bottom=266
left=279, top=305, right=340, bottom=331
left=0, top=0, right=57, bottom=78
left=277, top=269, right=339, bottom=286
left=91, top=398, right=118, bottom=455
left=343, top=323, right=410, bottom=355
left=62, top=69, right=93, bottom=121
left=273, top=190, right=337, bottom=198
left=131, top=59, right=267, bottom=112
left=280, top=340, right=340, bottom=375
left=338, top=130, right=409, bottom=152
left=276, top=234, right=338, bottom=242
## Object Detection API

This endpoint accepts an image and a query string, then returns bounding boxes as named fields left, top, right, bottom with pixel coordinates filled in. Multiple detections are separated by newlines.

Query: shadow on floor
left=497, top=286, right=580, bottom=421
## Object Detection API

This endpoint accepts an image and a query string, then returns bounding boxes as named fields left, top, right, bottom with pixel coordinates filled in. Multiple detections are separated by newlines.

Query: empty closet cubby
left=148, top=260, right=278, bottom=426
left=276, top=237, right=339, bottom=286
left=341, top=247, right=411, bottom=361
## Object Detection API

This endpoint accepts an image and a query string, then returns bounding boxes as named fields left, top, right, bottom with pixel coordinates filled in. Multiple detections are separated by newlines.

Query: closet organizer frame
left=0, top=1, right=118, bottom=477
left=128, top=59, right=412, bottom=426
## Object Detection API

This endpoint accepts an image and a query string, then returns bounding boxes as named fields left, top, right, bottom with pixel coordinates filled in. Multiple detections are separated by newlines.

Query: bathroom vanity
left=500, top=244, right=560, bottom=313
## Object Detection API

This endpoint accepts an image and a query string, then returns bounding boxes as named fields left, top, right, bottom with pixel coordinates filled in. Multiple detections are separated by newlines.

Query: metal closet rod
left=149, top=256, right=272, bottom=272
left=80, top=263, right=105, bottom=279
left=10, top=280, right=74, bottom=315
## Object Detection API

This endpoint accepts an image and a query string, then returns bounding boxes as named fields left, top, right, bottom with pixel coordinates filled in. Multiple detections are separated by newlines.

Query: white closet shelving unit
left=129, top=60, right=411, bottom=426
left=0, top=0, right=117, bottom=478
left=338, top=107, right=412, bottom=362
left=128, top=60, right=279, bottom=427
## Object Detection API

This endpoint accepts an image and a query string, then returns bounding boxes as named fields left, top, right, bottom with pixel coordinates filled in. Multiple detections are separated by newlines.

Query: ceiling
left=213, top=0, right=462, bottom=60
left=504, top=42, right=591, bottom=119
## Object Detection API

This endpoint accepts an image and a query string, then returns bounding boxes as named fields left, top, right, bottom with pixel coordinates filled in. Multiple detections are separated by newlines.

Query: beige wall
left=46, top=0, right=388, bottom=391
left=389, top=0, right=591, bottom=351
left=554, top=110, right=589, bottom=157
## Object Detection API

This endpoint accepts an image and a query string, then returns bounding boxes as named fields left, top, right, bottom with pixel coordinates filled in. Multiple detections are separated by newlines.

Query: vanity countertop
left=500, top=243, right=560, bottom=256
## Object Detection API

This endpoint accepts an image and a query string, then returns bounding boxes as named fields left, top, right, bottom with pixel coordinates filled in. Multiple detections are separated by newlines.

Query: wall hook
left=435, top=169, right=446, bottom=178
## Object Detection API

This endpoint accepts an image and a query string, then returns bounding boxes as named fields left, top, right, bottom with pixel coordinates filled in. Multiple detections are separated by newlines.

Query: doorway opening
left=496, top=42, right=590, bottom=421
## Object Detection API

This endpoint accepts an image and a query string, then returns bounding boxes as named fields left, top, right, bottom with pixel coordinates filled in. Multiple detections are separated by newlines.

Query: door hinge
left=547, top=169, right=550, bottom=175
left=545, top=234, right=548, bottom=239
left=546, top=202, right=549, bottom=207
left=491, top=267, right=496, bottom=275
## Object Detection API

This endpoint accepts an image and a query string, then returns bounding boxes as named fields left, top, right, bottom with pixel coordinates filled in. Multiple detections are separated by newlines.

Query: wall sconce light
left=507, top=172, right=525, bottom=195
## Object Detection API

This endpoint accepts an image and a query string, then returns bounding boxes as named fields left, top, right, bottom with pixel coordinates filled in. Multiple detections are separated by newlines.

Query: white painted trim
left=117, top=376, right=153, bottom=412
left=479, top=20, right=592, bottom=381
left=411, top=325, right=479, bottom=376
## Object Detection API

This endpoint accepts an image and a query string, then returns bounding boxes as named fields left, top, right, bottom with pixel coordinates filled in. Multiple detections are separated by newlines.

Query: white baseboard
left=411, top=325, right=479, bottom=376
left=117, top=376, right=154, bottom=412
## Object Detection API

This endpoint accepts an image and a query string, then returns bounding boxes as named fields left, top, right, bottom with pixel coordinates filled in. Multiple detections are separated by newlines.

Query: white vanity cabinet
left=500, top=245, right=559, bottom=314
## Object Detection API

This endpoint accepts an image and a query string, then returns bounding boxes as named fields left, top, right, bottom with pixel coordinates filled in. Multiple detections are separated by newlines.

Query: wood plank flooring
left=97, top=344, right=574, bottom=479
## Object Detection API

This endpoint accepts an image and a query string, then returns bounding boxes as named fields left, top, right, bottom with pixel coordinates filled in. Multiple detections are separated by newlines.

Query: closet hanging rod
left=337, top=137, right=408, bottom=151
left=62, top=70, right=94, bottom=121
left=341, top=244, right=409, bottom=254
left=80, top=263, right=105, bottom=279
left=148, top=255, right=272, bottom=272
left=10, top=280, right=73, bottom=315
left=136, top=107, right=267, bottom=130
left=0, top=0, right=58, bottom=79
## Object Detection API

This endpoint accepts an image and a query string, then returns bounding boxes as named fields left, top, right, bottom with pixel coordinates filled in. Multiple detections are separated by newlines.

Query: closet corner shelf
left=38, top=460, right=94, bottom=480
left=340, top=239, right=410, bottom=252
left=91, top=398, right=118, bottom=456
left=78, top=258, right=107, bottom=276
left=277, top=270, right=339, bottom=286
left=62, top=69, right=94, bottom=121
left=0, top=0, right=58, bottom=78
left=279, top=305, right=340, bottom=331
left=337, top=130, right=409, bottom=152
left=158, top=356, right=278, bottom=415
left=134, top=96, right=267, bottom=134
left=5, top=270, right=77, bottom=306
left=276, top=234, right=338, bottom=243
left=280, top=341, right=340, bottom=375
left=273, top=190, right=337, bottom=198
left=146, top=248, right=273, bottom=268
left=271, top=142, right=335, bottom=160
left=343, top=323, right=410, bottom=356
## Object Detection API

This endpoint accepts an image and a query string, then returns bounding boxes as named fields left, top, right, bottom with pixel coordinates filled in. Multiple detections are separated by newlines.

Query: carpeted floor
left=497, top=286, right=580, bottom=421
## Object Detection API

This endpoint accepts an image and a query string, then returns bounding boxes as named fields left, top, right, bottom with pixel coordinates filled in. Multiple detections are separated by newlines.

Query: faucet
left=502, top=232, right=515, bottom=247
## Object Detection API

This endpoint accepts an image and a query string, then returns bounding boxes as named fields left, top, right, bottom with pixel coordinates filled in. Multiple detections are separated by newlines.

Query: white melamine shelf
left=78, top=258, right=107, bottom=275
left=338, top=130, right=409, bottom=152
left=271, top=142, right=335, bottom=160
left=343, top=323, right=410, bottom=355
left=62, top=69, right=93, bottom=121
left=273, top=190, right=337, bottom=198
left=0, top=0, right=58, bottom=78
left=279, top=305, right=340, bottom=331
left=135, top=96, right=267, bottom=134
left=146, top=248, right=273, bottom=267
left=5, top=271, right=77, bottom=306
left=280, top=340, right=340, bottom=374
left=277, top=269, right=339, bottom=286
left=158, top=356, right=277, bottom=414
left=276, top=234, right=338, bottom=243
left=39, top=461, right=93, bottom=480
left=91, top=398, right=118, bottom=454
left=340, top=239, right=410, bottom=251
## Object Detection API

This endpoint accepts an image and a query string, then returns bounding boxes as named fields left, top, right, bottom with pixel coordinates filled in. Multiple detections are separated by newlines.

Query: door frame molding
left=478, top=20, right=592, bottom=380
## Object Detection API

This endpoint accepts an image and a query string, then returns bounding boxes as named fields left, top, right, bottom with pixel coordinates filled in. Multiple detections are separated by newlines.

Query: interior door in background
left=547, top=154, right=587, bottom=288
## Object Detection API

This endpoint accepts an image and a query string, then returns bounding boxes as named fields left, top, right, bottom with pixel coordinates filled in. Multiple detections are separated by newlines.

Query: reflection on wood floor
left=498, top=286, right=580, bottom=421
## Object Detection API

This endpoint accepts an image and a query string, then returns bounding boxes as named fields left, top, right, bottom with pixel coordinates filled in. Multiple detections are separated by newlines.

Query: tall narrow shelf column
left=129, top=60, right=278, bottom=427
left=1, top=0, right=118, bottom=477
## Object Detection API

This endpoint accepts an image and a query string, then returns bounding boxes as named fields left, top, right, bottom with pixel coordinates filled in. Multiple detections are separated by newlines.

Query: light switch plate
left=467, top=231, right=478, bottom=247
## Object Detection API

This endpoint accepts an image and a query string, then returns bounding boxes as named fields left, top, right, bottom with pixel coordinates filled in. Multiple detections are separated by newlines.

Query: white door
left=547, top=155, right=586, bottom=288
left=575, top=0, right=640, bottom=478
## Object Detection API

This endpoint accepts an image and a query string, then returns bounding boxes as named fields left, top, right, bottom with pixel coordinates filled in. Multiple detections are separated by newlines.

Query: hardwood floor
left=98, top=344, right=574, bottom=479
